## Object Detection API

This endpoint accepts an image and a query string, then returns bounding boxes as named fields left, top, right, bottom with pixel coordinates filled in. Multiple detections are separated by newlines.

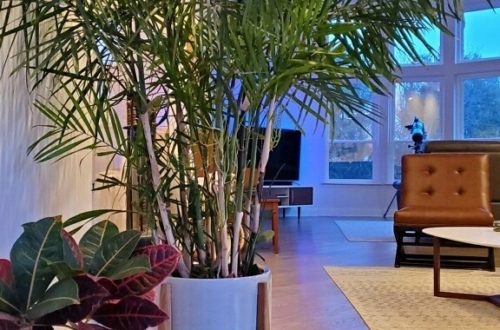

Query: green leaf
left=89, top=231, right=142, bottom=277
left=107, top=255, right=150, bottom=280
left=64, top=209, right=122, bottom=228
left=147, top=95, right=164, bottom=112
left=80, top=221, right=119, bottom=270
left=257, top=230, right=274, bottom=243
left=26, top=278, right=79, bottom=320
left=10, top=217, right=63, bottom=312
left=61, top=230, right=84, bottom=271
left=47, top=262, right=83, bottom=280
left=0, top=282, right=20, bottom=314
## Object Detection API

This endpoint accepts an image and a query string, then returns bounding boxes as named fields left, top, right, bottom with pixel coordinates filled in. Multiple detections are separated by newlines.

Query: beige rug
left=335, top=220, right=395, bottom=242
left=325, top=266, right=500, bottom=329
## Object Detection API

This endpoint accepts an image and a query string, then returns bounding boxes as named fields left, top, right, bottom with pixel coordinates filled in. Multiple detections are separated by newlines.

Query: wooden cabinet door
left=290, top=187, right=313, bottom=205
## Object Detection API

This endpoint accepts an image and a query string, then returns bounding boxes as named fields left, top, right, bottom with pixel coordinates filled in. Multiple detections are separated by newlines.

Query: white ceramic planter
left=163, top=268, right=271, bottom=330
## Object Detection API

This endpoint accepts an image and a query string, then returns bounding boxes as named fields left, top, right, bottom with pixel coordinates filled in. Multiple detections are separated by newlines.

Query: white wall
left=0, top=38, right=92, bottom=257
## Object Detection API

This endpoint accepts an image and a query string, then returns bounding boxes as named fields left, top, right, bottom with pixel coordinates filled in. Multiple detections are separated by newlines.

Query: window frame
left=324, top=0, right=500, bottom=184
left=325, top=93, right=384, bottom=184
left=390, top=77, right=445, bottom=180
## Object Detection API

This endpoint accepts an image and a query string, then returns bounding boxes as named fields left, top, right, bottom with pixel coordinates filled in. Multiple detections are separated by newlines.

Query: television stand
left=264, top=181, right=293, bottom=186
left=262, top=185, right=313, bottom=220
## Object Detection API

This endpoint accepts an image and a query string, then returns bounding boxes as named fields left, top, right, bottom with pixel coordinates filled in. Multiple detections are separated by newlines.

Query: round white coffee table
left=423, top=226, right=500, bottom=307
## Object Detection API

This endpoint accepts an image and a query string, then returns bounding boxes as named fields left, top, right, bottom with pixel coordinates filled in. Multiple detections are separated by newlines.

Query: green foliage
left=88, top=230, right=147, bottom=278
left=25, top=279, right=78, bottom=320
left=79, top=220, right=119, bottom=268
left=0, top=0, right=485, bottom=278
left=0, top=217, right=179, bottom=329
left=0, top=218, right=78, bottom=327
left=10, top=218, right=68, bottom=313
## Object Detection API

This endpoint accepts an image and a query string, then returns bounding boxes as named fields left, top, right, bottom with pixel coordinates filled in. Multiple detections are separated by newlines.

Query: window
left=462, top=75, right=500, bottom=139
left=393, top=81, right=441, bottom=179
left=325, top=1, right=500, bottom=184
left=460, top=8, right=500, bottom=61
left=328, top=84, right=374, bottom=180
left=394, top=23, right=441, bottom=65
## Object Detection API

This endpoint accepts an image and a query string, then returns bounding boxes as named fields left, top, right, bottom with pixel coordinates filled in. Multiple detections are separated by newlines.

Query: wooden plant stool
left=261, top=198, right=280, bottom=254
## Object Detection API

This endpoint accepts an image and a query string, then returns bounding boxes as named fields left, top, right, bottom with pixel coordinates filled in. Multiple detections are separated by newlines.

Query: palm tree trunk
left=250, top=97, right=276, bottom=234
left=216, top=171, right=230, bottom=277
left=230, top=211, right=243, bottom=276
left=139, top=112, right=190, bottom=278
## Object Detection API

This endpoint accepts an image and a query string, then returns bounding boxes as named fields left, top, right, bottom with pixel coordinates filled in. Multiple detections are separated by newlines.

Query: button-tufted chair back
left=400, top=153, right=491, bottom=211
left=424, top=140, right=500, bottom=218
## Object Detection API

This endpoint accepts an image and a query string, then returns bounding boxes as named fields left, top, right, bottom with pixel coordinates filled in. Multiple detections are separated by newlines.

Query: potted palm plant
left=0, top=0, right=481, bottom=329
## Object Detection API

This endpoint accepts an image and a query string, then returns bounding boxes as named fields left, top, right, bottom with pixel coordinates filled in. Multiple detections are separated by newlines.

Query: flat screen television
left=263, top=129, right=301, bottom=184
left=238, top=128, right=302, bottom=185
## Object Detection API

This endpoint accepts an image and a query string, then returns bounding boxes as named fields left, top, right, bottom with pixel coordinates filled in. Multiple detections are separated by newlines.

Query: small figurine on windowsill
left=405, top=117, right=427, bottom=154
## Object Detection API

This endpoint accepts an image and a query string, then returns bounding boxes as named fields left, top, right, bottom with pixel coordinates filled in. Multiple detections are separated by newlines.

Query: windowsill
left=322, top=181, right=395, bottom=186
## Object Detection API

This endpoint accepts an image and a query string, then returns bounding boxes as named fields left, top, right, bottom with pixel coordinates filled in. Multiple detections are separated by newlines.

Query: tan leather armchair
left=394, top=153, right=495, bottom=269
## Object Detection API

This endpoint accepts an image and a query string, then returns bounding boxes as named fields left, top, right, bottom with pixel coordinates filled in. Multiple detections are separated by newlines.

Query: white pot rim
left=166, top=266, right=271, bottom=282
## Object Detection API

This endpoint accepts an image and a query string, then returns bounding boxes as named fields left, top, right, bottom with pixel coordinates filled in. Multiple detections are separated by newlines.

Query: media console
left=262, top=185, right=313, bottom=219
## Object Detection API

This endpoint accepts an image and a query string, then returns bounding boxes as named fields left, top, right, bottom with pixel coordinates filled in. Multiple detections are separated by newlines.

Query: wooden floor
left=257, top=216, right=400, bottom=330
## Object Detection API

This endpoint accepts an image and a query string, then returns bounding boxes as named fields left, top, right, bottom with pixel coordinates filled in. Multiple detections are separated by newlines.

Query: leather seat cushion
left=395, top=206, right=493, bottom=227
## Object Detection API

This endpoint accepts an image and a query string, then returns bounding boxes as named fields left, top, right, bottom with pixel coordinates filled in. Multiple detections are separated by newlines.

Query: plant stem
left=251, top=96, right=276, bottom=234
left=230, top=211, right=243, bottom=276
left=139, top=112, right=190, bottom=278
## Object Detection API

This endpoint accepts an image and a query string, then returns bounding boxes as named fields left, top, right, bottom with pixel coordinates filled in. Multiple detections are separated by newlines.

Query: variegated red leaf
left=93, top=296, right=167, bottom=330
left=77, top=323, right=110, bottom=330
left=141, top=289, right=155, bottom=302
left=0, top=260, right=13, bottom=287
left=107, top=244, right=179, bottom=298
left=0, top=320, right=18, bottom=330
left=62, top=276, right=109, bottom=322
left=0, top=312, right=18, bottom=329
left=38, top=276, right=109, bottom=325
left=61, top=230, right=84, bottom=270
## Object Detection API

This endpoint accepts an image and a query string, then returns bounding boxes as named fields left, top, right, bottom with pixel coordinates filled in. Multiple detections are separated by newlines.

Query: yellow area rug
left=325, top=266, right=500, bottom=329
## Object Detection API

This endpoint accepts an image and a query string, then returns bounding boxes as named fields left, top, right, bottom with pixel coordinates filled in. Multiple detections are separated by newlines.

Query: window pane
left=463, top=76, right=500, bottom=139
left=329, top=83, right=373, bottom=180
left=394, top=81, right=441, bottom=180
left=333, top=111, right=372, bottom=140
left=394, top=24, right=440, bottom=65
left=329, top=142, right=373, bottom=180
left=394, top=81, right=441, bottom=140
left=462, top=9, right=500, bottom=61
left=333, top=83, right=373, bottom=140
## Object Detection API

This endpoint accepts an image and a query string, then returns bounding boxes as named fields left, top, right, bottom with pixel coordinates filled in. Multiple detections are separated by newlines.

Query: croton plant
left=0, top=217, right=180, bottom=330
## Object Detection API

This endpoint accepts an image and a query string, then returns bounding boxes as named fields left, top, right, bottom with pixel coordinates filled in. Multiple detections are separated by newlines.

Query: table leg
left=432, top=236, right=498, bottom=306
left=271, top=203, right=279, bottom=254
left=433, top=237, right=441, bottom=296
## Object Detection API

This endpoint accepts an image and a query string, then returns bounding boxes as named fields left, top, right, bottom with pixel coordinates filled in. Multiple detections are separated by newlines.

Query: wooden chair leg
left=394, top=227, right=404, bottom=267
left=487, top=247, right=495, bottom=271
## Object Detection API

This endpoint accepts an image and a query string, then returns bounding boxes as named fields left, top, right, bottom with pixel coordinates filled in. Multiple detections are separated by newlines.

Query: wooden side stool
left=261, top=198, right=280, bottom=254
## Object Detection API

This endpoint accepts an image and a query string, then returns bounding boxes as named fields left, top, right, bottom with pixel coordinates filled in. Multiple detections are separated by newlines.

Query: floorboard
left=258, top=216, right=500, bottom=330
left=258, top=216, right=396, bottom=330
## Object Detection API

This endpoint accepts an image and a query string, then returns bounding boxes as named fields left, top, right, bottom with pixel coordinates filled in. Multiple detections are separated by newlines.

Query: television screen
left=263, top=129, right=301, bottom=183
left=238, top=128, right=302, bottom=184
